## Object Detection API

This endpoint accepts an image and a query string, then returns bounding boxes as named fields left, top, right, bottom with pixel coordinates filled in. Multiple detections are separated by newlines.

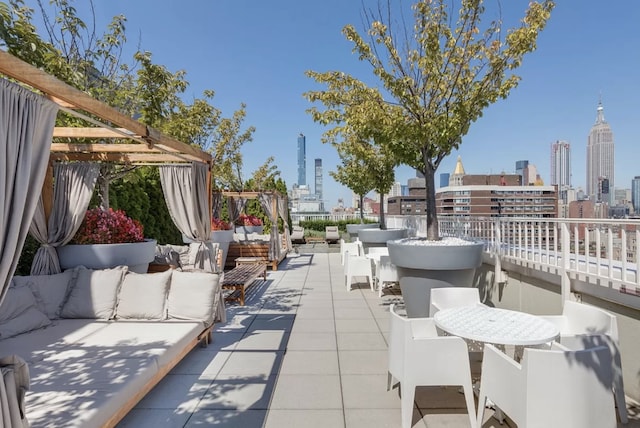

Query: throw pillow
left=186, top=242, right=220, bottom=272
left=0, top=285, right=51, bottom=339
left=60, top=266, right=127, bottom=319
left=167, top=270, right=220, bottom=325
left=116, top=270, right=172, bottom=320
left=12, top=270, right=74, bottom=319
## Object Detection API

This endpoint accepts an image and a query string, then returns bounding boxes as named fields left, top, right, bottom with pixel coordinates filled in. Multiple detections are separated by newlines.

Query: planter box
left=235, top=225, right=264, bottom=235
left=57, top=239, right=157, bottom=273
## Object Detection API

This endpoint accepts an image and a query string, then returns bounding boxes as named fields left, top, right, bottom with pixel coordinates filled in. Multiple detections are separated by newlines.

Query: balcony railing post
left=561, top=222, right=571, bottom=305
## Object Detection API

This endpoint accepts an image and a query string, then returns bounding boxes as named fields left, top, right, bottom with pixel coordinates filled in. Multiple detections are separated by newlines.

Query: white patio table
left=433, top=305, right=560, bottom=348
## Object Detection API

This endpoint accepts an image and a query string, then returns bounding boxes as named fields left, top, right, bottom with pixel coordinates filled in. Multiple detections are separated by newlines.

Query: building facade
left=551, top=140, right=571, bottom=203
left=586, top=101, right=614, bottom=203
left=314, top=158, right=323, bottom=211
left=297, top=133, right=306, bottom=186
left=632, top=177, right=640, bottom=215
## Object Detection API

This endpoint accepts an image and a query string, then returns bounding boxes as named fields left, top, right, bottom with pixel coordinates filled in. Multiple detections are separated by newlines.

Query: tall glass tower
left=314, top=158, right=324, bottom=211
left=551, top=140, right=571, bottom=203
left=632, top=177, right=640, bottom=214
left=297, top=133, right=306, bottom=186
left=586, top=101, right=614, bottom=203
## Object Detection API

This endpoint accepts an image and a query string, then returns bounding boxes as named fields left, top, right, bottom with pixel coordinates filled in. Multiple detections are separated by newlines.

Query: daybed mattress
left=1, top=319, right=204, bottom=427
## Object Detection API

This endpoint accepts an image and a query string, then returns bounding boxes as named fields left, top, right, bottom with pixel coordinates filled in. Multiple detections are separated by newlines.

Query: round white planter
left=235, top=225, right=264, bottom=235
left=57, top=239, right=157, bottom=273
left=387, top=237, right=484, bottom=318
left=357, top=228, right=407, bottom=251
left=346, top=223, right=378, bottom=239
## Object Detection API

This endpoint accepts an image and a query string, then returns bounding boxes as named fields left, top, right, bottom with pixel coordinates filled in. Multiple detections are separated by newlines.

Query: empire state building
left=586, top=101, right=614, bottom=204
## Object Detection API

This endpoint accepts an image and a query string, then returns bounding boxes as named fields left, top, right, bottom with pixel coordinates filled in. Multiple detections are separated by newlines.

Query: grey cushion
left=13, top=270, right=74, bottom=319
left=0, top=285, right=51, bottom=339
left=60, top=266, right=127, bottom=319
left=116, top=270, right=172, bottom=320
left=168, top=270, right=220, bottom=324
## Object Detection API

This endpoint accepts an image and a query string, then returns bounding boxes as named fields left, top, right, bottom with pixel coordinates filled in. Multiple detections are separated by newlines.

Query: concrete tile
left=136, top=374, right=211, bottom=411
left=248, top=314, right=295, bottom=332
left=296, top=306, right=335, bottom=319
left=335, top=318, right=380, bottom=333
left=290, top=318, right=335, bottom=334
left=234, top=331, right=289, bottom=351
left=264, top=409, right=345, bottom=428
left=171, top=349, right=231, bottom=378
left=338, top=350, right=388, bottom=375
left=269, top=374, right=342, bottom=409
left=217, top=351, right=284, bottom=377
left=334, top=307, right=375, bottom=320
left=337, top=332, right=388, bottom=350
left=185, top=409, right=267, bottom=427
left=341, top=374, right=400, bottom=409
left=117, top=408, right=193, bottom=427
left=197, top=374, right=277, bottom=410
left=214, top=314, right=256, bottom=333
left=287, top=332, right=337, bottom=351
left=279, top=351, right=339, bottom=375
left=345, top=408, right=425, bottom=428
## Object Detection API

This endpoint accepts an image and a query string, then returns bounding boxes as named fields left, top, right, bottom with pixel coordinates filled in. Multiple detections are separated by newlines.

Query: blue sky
left=32, top=1, right=640, bottom=207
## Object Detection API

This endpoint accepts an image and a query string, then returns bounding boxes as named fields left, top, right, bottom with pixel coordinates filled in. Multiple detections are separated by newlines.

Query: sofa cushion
left=13, top=270, right=75, bottom=319
left=0, top=285, right=51, bottom=339
left=60, top=266, right=127, bottom=319
left=168, top=270, right=220, bottom=325
left=116, top=270, right=172, bottom=320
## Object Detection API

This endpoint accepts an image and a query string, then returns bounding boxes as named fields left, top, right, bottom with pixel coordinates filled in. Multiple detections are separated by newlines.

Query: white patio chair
left=388, top=304, right=476, bottom=428
left=365, top=246, right=388, bottom=256
left=290, top=225, right=304, bottom=244
left=344, top=250, right=374, bottom=292
left=376, top=255, right=398, bottom=297
left=325, top=226, right=340, bottom=243
left=429, top=287, right=483, bottom=317
left=340, top=241, right=363, bottom=265
left=539, top=300, right=627, bottom=423
left=477, top=343, right=616, bottom=428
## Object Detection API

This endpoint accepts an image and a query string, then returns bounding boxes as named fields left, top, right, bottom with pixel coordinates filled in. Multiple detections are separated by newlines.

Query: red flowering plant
left=235, top=214, right=263, bottom=226
left=71, top=208, right=145, bottom=244
left=211, top=217, right=233, bottom=231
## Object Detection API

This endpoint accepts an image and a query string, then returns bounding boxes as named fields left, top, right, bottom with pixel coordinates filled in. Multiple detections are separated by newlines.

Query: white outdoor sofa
left=0, top=264, right=225, bottom=427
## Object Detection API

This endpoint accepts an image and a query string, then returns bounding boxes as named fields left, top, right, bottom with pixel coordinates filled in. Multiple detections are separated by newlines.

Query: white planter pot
left=57, top=239, right=157, bottom=273
left=235, top=225, right=264, bottom=235
left=387, top=237, right=484, bottom=318
left=357, top=228, right=407, bottom=251
left=346, top=223, right=378, bottom=239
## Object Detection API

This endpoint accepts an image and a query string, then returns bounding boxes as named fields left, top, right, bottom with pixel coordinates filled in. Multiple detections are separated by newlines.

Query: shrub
left=72, top=208, right=144, bottom=244
left=211, top=217, right=233, bottom=231
left=235, top=214, right=263, bottom=226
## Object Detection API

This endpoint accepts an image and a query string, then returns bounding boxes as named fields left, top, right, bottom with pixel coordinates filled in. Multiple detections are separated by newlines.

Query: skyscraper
left=297, top=133, right=306, bottom=186
left=632, top=177, right=640, bottom=214
left=515, top=160, right=528, bottom=186
left=551, top=140, right=571, bottom=203
left=586, top=101, right=614, bottom=203
left=314, top=158, right=323, bottom=209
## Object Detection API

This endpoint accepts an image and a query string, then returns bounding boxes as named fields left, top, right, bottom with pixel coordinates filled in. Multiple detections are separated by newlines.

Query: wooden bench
left=221, top=262, right=267, bottom=305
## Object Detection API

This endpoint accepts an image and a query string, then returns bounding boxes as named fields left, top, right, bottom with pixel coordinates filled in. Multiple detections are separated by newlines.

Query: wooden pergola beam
left=53, top=127, right=141, bottom=139
left=51, top=143, right=163, bottom=154
left=50, top=152, right=196, bottom=163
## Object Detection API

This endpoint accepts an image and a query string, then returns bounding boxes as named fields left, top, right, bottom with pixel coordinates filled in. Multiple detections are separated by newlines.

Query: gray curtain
left=0, top=78, right=58, bottom=303
left=30, top=162, right=100, bottom=275
left=227, top=196, right=247, bottom=225
left=258, top=193, right=279, bottom=261
left=0, top=355, right=30, bottom=428
left=277, top=195, right=292, bottom=252
left=212, top=192, right=223, bottom=219
left=159, top=163, right=214, bottom=270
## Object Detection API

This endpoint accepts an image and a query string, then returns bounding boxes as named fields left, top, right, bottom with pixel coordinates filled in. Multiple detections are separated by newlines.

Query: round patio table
left=433, top=305, right=560, bottom=347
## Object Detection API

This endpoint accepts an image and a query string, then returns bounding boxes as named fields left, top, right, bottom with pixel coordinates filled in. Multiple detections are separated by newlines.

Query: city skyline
left=30, top=1, right=640, bottom=207
left=586, top=101, right=615, bottom=204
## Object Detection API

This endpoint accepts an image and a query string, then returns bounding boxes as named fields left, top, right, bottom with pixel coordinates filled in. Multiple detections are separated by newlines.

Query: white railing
left=291, top=212, right=377, bottom=224
left=386, top=215, right=640, bottom=298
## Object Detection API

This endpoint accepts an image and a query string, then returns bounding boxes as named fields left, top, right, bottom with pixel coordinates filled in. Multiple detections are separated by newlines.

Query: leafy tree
left=307, top=0, right=554, bottom=240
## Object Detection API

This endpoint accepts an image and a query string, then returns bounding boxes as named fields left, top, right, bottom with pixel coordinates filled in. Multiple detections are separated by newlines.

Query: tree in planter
left=307, top=0, right=554, bottom=240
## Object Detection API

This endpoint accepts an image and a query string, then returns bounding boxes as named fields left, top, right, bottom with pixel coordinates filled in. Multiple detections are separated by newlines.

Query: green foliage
left=299, top=219, right=377, bottom=233
left=306, top=0, right=554, bottom=240
left=15, top=235, right=38, bottom=276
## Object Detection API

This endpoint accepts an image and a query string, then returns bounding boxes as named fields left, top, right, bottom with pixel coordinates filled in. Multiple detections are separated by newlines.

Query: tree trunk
left=424, top=163, right=439, bottom=241
left=378, top=191, right=386, bottom=230
left=359, top=194, right=365, bottom=222
left=97, top=168, right=110, bottom=210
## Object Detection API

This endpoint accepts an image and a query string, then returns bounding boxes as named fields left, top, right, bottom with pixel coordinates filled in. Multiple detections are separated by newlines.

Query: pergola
left=0, top=51, right=220, bottom=278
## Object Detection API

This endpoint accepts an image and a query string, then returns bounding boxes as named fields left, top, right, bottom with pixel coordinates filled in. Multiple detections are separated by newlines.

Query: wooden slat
left=53, top=127, right=141, bottom=139
left=51, top=143, right=160, bottom=153
left=49, top=152, right=194, bottom=163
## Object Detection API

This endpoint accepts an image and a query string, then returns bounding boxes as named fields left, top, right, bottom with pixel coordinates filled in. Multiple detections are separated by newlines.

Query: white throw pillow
left=167, top=270, right=220, bottom=324
left=60, top=266, right=127, bottom=319
left=0, top=285, right=51, bottom=339
left=186, top=242, right=220, bottom=272
left=13, top=270, right=74, bottom=319
left=116, top=270, right=172, bottom=320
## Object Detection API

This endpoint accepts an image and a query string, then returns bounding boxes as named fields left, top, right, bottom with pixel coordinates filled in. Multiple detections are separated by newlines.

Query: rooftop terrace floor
left=117, top=251, right=640, bottom=428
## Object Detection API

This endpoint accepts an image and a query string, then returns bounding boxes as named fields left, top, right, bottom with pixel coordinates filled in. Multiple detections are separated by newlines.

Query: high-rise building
left=314, top=158, right=323, bottom=210
left=515, top=160, right=528, bottom=185
left=297, top=133, right=306, bottom=186
left=551, top=140, right=571, bottom=203
left=586, top=101, right=614, bottom=203
left=440, top=173, right=450, bottom=188
left=632, top=177, right=640, bottom=214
